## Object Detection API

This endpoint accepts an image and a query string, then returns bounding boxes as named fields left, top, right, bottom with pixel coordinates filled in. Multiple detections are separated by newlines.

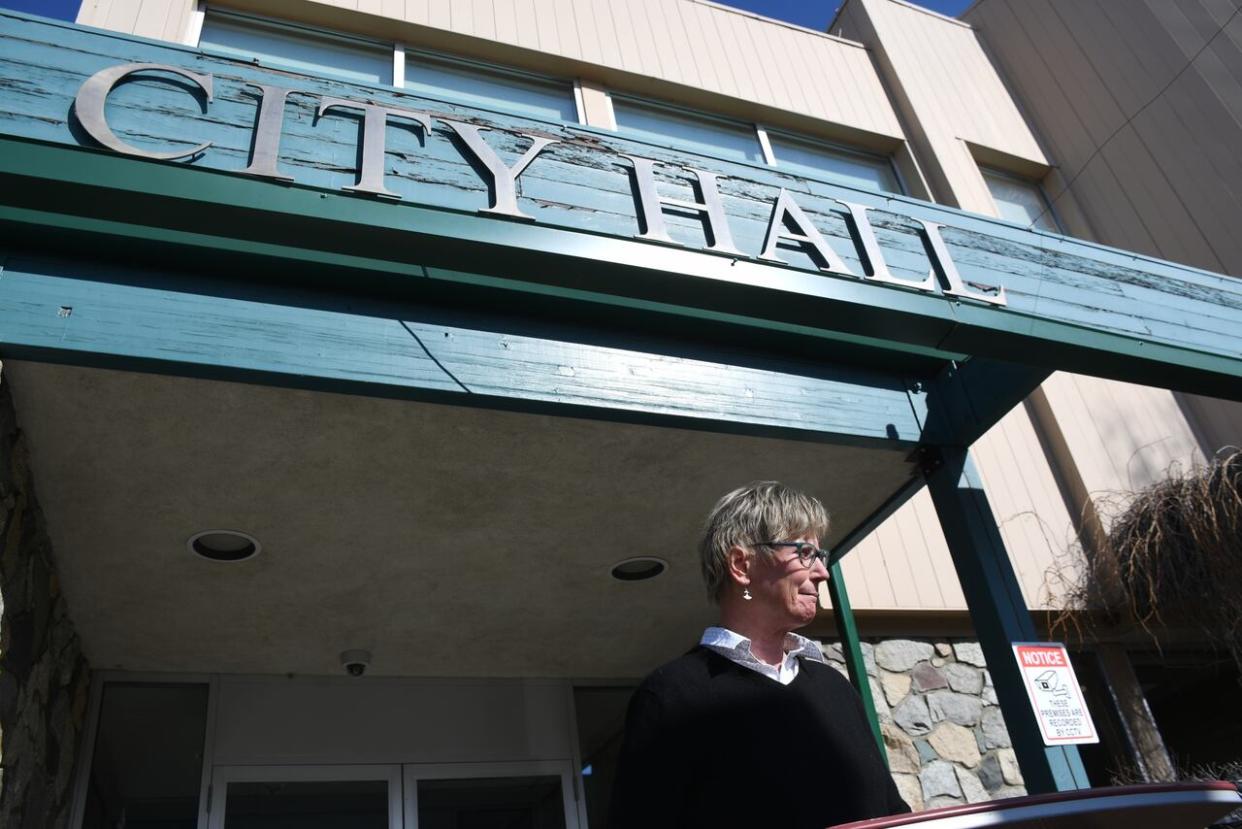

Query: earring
left=743, top=588, right=752, bottom=601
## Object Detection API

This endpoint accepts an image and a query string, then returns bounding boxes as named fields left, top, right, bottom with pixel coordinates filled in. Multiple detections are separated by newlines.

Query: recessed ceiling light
left=610, top=556, right=667, bottom=582
left=187, top=529, right=261, bottom=562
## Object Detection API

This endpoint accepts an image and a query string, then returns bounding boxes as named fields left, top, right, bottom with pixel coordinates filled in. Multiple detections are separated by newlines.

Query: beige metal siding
left=78, top=0, right=197, bottom=42
left=836, top=0, right=1050, bottom=211
left=833, top=400, right=1078, bottom=613
left=79, top=0, right=906, bottom=144
left=965, top=0, right=1242, bottom=275
left=964, top=0, right=1242, bottom=537
left=1041, top=374, right=1208, bottom=506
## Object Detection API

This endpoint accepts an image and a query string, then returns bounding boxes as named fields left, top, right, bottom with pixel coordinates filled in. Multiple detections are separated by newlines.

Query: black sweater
left=609, top=647, right=910, bottom=829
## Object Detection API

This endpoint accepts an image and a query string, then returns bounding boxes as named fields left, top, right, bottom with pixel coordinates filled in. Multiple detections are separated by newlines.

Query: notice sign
left=1013, top=643, right=1098, bottom=745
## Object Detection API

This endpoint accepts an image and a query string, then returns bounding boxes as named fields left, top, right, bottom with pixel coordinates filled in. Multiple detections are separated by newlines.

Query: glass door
left=403, top=761, right=580, bottom=829
left=207, top=765, right=403, bottom=829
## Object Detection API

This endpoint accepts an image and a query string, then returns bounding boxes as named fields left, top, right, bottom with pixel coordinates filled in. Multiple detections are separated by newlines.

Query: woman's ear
left=726, top=545, right=752, bottom=586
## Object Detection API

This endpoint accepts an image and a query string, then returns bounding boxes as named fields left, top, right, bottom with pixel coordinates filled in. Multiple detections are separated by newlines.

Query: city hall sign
left=74, top=62, right=1006, bottom=306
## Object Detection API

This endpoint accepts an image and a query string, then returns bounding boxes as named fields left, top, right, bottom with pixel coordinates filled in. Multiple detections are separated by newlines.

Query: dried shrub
left=1053, top=449, right=1242, bottom=673
left=1110, top=759, right=1242, bottom=826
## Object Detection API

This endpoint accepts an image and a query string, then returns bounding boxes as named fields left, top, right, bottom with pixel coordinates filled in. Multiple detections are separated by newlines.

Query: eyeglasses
left=756, top=540, right=831, bottom=569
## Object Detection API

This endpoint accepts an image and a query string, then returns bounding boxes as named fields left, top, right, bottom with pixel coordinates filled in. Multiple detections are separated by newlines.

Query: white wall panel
left=212, top=676, right=576, bottom=765
left=837, top=0, right=1050, bottom=211
left=80, top=0, right=906, bottom=142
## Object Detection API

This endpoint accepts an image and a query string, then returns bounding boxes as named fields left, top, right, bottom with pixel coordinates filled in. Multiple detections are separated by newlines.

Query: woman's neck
left=718, top=612, right=789, bottom=666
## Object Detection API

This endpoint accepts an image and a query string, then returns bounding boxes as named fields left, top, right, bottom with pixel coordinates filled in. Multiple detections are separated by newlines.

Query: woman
left=609, top=481, right=910, bottom=829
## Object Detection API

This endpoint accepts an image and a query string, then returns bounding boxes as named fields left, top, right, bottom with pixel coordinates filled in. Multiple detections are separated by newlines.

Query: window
left=767, top=132, right=900, bottom=194
left=208, top=765, right=403, bottom=829
left=405, top=762, right=579, bottom=829
left=199, top=11, right=392, bottom=86
left=611, top=97, right=902, bottom=194
left=982, top=167, right=1060, bottom=232
left=405, top=53, right=577, bottom=122
left=80, top=682, right=210, bottom=829
left=613, top=97, right=766, bottom=165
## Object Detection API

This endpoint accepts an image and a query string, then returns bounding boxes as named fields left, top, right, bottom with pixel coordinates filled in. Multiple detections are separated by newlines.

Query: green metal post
left=924, top=446, right=1090, bottom=793
left=827, top=560, right=888, bottom=765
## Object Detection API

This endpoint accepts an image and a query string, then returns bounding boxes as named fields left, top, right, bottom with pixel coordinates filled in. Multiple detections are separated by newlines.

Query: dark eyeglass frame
left=756, top=540, right=831, bottom=569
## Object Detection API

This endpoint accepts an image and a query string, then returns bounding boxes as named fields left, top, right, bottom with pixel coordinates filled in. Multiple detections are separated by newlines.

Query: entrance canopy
left=3, top=4, right=1242, bottom=671
left=2, top=9, right=1242, bottom=795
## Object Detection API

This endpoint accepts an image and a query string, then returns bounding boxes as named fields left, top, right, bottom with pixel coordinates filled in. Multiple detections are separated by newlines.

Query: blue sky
left=0, top=0, right=973, bottom=29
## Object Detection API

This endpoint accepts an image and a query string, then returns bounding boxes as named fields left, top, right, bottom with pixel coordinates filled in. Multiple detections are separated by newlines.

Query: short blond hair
left=698, top=481, right=830, bottom=602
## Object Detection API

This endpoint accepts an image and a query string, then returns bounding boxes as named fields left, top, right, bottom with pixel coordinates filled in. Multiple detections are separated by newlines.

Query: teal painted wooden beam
left=0, top=8, right=1240, bottom=397
left=2, top=137, right=1239, bottom=400
left=925, top=447, right=1090, bottom=793
left=0, top=254, right=923, bottom=446
left=826, top=562, right=887, bottom=765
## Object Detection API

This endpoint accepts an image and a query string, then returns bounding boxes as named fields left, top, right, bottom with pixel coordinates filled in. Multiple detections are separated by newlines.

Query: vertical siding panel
left=663, top=0, right=703, bottom=89
left=356, top=0, right=384, bottom=16
left=104, top=0, right=143, bottom=34
left=712, top=9, right=757, bottom=103
left=471, top=0, right=497, bottom=41
left=607, top=0, right=644, bottom=77
left=812, top=37, right=859, bottom=130
left=492, top=0, right=518, bottom=45
left=745, top=21, right=791, bottom=112
left=792, top=34, right=835, bottom=126
left=889, top=499, right=943, bottom=609
left=1179, top=394, right=1242, bottom=455
left=532, top=0, right=560, bottom=55
left=843, top=44, right=896, bottom=136
left=161, top=2, right=193, bottom=43
left=993, top=0, right=1160, bottom=253
left=550, top=0, right=582, bottom=60
left=631, top=0, right=669, bottom=80
left=676, top=2, right=717, bottom=93
left=865, top=530, right=900, bottom=609
left=890, top=500, right=950, bottom=609
left=511, top=0, right=540, bottom=51
left=641, top=0, right=683, bottom=87
left=405, top=0, right=430, bottom=25
left=381, top=0, right=404, bottom=21
left=774, top=25, right=818, bottom=118
left=587, top=0, right=623, bottom=70
left=874, top=514, right=922, bottom=608
left=450, top=0, right=473, bottom=35
left=427, top=0, right=450, bottom=32
left=132, top=0, right=170, bottom=40
left=911, top=491, right=966, bottom=608
left=572, top=0, right=602, bottom=66
left=76, top=0, right=103, bottom=26
left=692, top=4, right=738, bottom=100
left=839, top=540, right=877, bottom=609
left=1099, top=3, right=1242, bottom=270
left=738, top=16, right=783, bottom=110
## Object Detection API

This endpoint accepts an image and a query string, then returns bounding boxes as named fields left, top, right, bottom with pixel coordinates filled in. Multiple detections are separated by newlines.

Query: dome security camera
left=339, top=649, right=372, bottom=677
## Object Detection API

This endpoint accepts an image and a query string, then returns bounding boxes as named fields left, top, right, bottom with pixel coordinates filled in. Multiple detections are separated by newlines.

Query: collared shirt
left=699, top=626, right=825, bottom=685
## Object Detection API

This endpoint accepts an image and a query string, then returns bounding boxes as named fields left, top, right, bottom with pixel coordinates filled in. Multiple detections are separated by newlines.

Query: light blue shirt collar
left=699, top=626, right=824, bottom=684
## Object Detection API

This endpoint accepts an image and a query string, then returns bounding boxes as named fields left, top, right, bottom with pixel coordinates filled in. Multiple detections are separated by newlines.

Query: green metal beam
left=827, top=561, right=888, bottom=765
left=924, top=446, right=1090, bottom=793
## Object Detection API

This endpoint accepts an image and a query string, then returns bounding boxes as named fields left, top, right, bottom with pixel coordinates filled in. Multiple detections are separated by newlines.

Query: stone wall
left=822, top=637, right=1026, bottom=811
left=0, top=367, right=91, bottom=829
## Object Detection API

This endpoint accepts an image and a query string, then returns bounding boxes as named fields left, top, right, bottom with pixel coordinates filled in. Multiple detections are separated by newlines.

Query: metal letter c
left=74, top=62, right=214, bottom=161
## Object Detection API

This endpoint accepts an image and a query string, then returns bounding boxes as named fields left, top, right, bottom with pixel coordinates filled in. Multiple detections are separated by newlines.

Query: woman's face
left=746, top=533, right=829, bottom=630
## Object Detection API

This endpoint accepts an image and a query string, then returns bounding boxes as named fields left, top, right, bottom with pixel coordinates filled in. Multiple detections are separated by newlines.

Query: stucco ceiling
left=6, top=360, right=915, bottom=678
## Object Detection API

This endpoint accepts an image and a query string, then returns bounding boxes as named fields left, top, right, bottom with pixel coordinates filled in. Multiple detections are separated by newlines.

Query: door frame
left=207, top=763, right=404, bottom=829
left=402, top=759, right=581, bottom=829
